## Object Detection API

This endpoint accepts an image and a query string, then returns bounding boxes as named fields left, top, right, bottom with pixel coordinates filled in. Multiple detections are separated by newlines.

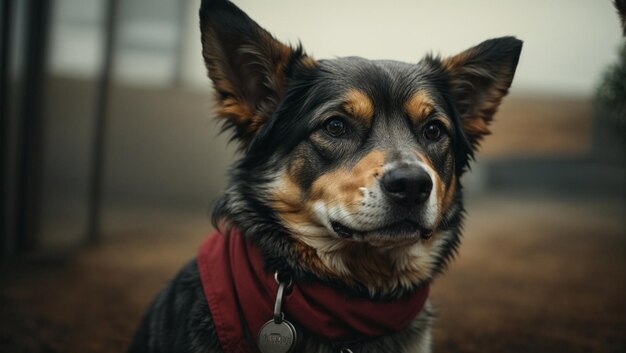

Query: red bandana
left=197, top=228, right=429, bottom=353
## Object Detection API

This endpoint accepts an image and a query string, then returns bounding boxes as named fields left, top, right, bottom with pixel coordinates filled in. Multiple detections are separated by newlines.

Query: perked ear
left=442, top=37, right=522, bottom=149
left=199, top=0, right=315, bottom=145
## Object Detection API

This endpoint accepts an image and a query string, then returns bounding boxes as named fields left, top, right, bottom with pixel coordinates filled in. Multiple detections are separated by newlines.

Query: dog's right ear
left=200, top=0, right=315, bottom=146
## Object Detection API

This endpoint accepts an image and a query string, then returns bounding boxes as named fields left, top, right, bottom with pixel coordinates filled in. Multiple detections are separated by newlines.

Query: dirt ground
left=1, top=193, right=625, bottom=353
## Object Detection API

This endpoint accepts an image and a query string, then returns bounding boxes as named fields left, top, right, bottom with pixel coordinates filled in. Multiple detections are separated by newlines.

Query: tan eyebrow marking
left=405, top=90, right=435, bottom=123
left=343, top=89, right=374, bottom=125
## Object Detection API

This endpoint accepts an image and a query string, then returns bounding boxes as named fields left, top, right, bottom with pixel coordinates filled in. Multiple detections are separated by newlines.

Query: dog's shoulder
left=128, top=260, right=223, bottom=353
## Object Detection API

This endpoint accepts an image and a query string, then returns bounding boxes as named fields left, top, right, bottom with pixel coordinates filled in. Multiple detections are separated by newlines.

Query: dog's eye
left=325, top=118, right=347, bottom=137
left=423, top=122, right=443, bottom=141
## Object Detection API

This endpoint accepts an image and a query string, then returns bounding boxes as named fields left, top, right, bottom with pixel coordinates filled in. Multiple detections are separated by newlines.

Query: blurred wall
left=187, top=0, right=623, bottom=96
left=51, top=0, right=623, bottom=96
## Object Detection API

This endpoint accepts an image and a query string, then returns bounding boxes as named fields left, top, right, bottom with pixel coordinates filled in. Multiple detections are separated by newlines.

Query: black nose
left=381, top=167, right=433, bottom=206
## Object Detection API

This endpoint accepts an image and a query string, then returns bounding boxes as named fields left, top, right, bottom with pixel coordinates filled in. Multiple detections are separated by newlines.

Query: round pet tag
left=257, top=318, right=297, bottom=353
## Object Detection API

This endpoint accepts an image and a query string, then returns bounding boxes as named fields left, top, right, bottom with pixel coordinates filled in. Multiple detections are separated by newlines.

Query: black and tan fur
left=129, top=1, right=522, bottom=352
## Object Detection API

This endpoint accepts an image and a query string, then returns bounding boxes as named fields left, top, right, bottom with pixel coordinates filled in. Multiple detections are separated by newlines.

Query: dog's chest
left=197, top=230, right=434, bottom=353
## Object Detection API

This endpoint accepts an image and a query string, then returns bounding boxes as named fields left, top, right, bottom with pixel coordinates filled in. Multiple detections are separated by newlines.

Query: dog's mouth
left=330, top=220, right=432, bottom=241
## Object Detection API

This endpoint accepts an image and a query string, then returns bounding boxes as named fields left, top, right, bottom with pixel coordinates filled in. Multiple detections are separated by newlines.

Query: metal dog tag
left=257, top=318, right=297, bottom=353
left=257, top=274, right=297, bottom=353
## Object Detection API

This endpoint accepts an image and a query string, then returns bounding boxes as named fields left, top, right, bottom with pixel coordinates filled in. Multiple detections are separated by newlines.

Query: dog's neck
left=197, top=227, right=430, bottom=351
left=214, top=183, right=464, bottom=300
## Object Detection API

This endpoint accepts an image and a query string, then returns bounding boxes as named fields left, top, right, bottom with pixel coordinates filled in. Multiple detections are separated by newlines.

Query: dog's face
left=201, top=0, right=521, bottom=297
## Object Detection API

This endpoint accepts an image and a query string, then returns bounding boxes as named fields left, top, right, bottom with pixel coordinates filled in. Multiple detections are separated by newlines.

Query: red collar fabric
left=197, top=228, right=429, bottom=353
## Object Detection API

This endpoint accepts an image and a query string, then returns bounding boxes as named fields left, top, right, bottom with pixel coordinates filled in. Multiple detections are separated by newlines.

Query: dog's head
left=201, top=0, right=522, bottom=297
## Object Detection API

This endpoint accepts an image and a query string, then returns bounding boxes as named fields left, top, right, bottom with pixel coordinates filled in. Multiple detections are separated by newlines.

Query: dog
left=129, top=0, right=522, bottom=352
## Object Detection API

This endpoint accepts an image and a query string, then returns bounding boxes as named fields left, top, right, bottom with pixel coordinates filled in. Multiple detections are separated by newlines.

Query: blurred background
left=1, top=0, right=624, bottom=352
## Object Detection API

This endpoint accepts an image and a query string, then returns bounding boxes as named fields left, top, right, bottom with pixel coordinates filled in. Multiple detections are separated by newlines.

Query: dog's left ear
left=442, top=37, right=522, bottom=149
left=199, top=0, right=314, bottom=145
